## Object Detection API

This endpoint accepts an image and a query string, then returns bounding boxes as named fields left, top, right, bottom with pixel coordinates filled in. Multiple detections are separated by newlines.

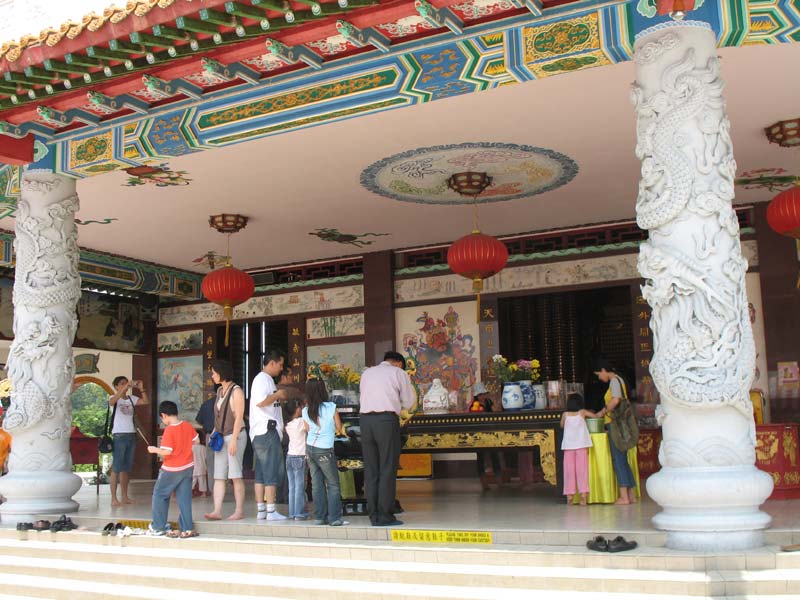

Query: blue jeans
left=286, top=455, right=307, bottom=518
left=607, top=426, right=635, bottom=488
left=151, top=467, right=194, bottom=532
left=112, top=433, right=136, bottom=473
left=306, top=445, right=341, bottom=523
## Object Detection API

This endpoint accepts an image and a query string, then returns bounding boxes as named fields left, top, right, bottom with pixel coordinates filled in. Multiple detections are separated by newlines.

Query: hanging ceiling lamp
left=765, top=118, right=800, bottom=238
left=201, top=214, right=254, bottom=346
left=446, top=172, right=508, bottom=321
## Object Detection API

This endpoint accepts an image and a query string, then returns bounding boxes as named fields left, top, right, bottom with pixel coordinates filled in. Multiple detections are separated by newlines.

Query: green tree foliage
left=71, top=382, right=108, bottom=438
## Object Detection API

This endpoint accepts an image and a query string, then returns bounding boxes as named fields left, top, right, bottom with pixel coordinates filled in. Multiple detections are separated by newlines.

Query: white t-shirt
left=110, top=394, right=139, bottom=434
left=249, top=371, right=284, bottom=441
left=285, top=417, right=307, bottom=456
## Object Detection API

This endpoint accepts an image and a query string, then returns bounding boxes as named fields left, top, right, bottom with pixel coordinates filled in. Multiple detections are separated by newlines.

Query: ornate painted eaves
left=0, top=228, right=202, bottom=299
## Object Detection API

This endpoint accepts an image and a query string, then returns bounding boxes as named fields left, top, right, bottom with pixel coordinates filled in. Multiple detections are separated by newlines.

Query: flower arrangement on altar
left=489, top=355, right=541, bottom=383
left=307, top=363, right=361, bottom=392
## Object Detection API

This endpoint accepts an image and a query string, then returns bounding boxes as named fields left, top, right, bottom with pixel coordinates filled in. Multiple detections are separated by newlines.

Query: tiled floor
left=48, top=477, right=800, bottom=542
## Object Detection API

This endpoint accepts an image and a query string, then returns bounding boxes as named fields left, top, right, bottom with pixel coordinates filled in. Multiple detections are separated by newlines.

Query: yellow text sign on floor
left=391, top=530, right=493, bottom=544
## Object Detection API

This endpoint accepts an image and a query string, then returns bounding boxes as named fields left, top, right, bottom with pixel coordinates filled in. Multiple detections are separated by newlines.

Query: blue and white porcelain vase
left=519, top=380, right=534, bottom=410
left=532, top=384, right=547, bottom=410
left=501, top=382, right=523, bottom=411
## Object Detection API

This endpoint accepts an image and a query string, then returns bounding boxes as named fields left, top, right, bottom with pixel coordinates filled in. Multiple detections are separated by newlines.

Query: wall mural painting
left=309, top=228, right=390, bottom=248
left=360, top=142, right=578, bottom=205
left=307, top=313, right=365, bottom=340
left=307, top=342, right=367, bottom=376
left=157, top=355, right=204, bottom=418
left=123, top=163, right=191, bottom=187
left=158, top=285, right=364, bottom=327
left=735, top=168, right=800, bottom=192
left=0, top=279, right=145, bottom=352
left=157, top=329, right=204, bottom=353
left=396, top=302, right=479, bottom=406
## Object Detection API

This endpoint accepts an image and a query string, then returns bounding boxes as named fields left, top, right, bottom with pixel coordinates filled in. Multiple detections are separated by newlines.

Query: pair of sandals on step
left=587, top=535, right=637, bottom=552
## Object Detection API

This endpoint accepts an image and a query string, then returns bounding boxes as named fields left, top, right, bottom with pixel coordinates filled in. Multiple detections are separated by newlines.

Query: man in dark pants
left=195, top=397, right=216, bottom=494
left=359, top=351, right=416, bottom=526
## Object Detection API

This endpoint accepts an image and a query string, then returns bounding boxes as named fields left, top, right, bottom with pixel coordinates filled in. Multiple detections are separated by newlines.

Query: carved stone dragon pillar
left=0, top=170, right=83, bottom=522
left=633, top=21, right=773, bottom=551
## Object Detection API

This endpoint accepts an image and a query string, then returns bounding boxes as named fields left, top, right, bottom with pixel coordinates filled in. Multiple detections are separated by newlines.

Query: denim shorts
left=253, top=429, right=285, bottom=486
left=112, top=433, right=136, bottom=473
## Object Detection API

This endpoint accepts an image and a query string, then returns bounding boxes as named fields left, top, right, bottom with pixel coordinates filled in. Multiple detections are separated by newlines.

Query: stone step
left=0, top=528, right=796, bottom=573
left=2, top=536, right=800, bottom=597
left=9, top=571, right=799, bottom=600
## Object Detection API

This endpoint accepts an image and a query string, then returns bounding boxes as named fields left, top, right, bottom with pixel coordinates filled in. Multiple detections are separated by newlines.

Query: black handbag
left=98, top=401, right=118, bottom=454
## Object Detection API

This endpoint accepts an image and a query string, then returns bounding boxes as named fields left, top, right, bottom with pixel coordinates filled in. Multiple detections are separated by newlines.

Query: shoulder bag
left=208, top=385, right=236, bottom=452
left=608, top=379, right=639, bottom=452
left=98, top=401, right=118, bottom=454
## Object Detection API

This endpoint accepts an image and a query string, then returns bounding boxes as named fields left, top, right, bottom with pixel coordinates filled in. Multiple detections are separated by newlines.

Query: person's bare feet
left=122, top=498, right=135, bottom=505
left=580, top=497, right=587, bottom=506
left=204, top=512, right=222, bottom=520
left=111, top=499, right=122, bottom=508
left=226, top=512, right=244, bottom=521
left=614, top=498, right=630, bottom=505
left=629, top=492, right=638, bottom=504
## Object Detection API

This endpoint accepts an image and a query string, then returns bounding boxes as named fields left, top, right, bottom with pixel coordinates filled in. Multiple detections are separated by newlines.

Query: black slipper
left=17, top=522, right=33, bottom=531
left=50, top=521, right=63, bottom=533
left=102, top=522, right=115, bottom=536
left=32, top=520, right=51, bottom=531
left=586, top=535, right=608, bottom=552
left=607, top=536, right=638, bottom=553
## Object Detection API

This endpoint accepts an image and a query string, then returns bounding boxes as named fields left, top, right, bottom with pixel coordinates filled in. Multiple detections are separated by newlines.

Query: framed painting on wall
left=157, top=329, right=203, bottom=353
left=307, top=342, right=367, bottom=374
left=156, top=355, right=204, bottom=418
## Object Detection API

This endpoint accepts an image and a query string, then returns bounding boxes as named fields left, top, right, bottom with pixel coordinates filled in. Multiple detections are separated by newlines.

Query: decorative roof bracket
left=264, top=38, right=323, bottom=70
left=335, top=20, right=390, bottom=53
left=142, top=74, right=204, bottom=100
left=509, top=0, right=543, bottom=17
left=201, top=57, right=262, bottom=86
left=87, top=91, right=149, bottom=115
left=414, top=0, right=463, bottom=35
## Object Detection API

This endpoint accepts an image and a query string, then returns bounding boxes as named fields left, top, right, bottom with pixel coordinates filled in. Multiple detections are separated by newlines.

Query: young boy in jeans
left=147, top=401, right=199, bottom=538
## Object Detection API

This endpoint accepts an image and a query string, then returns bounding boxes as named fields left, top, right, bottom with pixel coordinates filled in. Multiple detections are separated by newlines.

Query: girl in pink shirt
left=560, top=393, right=598, bottom=506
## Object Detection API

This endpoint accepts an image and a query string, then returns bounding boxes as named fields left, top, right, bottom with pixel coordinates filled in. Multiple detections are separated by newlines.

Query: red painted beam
left=0, top=133, right=34, bottom=165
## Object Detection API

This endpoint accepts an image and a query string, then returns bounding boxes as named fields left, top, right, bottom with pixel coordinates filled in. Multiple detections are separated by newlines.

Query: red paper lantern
left=447, top=231, right=509, bottom=293
left=201, top=266, right=255, bottom=345
left=766, top=187, right=800, bottom=238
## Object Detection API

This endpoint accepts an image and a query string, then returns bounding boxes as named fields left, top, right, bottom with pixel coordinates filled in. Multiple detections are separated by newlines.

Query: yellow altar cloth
left=572, top=432, right=641, bottom=504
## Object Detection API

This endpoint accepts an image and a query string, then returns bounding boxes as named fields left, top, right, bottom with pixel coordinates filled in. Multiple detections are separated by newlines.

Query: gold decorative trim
left=0, top=0, right=178, bottom=62
left=404, top=429, right=557, bottom=486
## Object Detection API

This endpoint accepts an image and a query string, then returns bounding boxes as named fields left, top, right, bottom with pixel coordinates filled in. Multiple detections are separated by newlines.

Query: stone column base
left=647, top=465, right=773, bottom=551
left=0, top=471, right=83, bottom=525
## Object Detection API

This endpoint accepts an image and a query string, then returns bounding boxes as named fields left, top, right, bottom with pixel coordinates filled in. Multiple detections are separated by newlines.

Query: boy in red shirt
left=147, top=401, right=199, bottom=538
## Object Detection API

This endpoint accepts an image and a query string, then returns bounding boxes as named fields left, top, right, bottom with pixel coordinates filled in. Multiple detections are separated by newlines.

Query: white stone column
left=633, top=20, right=773, bottom=551
left=0, top=170, right=82, bottom=523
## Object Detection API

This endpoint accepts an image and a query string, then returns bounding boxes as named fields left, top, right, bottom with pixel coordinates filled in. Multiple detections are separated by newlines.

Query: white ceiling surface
left=4, top=42, right=800, bottom=273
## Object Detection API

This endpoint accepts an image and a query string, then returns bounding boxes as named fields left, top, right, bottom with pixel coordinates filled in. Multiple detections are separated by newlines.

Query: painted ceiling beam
left=264, top=38, right=323, bottom=70
left=86, top=91, right=150, bottom=115
left=510, top=0, right=544, bottom=17
left=335, top=20, right=391, bottom=53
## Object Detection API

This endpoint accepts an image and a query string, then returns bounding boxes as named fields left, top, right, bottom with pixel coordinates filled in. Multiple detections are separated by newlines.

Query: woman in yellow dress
left=593, top=360, right=638, bottom=505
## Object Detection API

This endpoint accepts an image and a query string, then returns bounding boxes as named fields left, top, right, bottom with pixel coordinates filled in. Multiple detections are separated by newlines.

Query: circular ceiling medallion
left=360, top=142, right=578, bottom=205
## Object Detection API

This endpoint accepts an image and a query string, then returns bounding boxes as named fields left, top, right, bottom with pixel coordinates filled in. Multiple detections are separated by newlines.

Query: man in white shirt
left=108, top=375, right=147, bottom=507
left=359, top=351, right=416, bottom=526
left=249, top=349, right=289, bottom=520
